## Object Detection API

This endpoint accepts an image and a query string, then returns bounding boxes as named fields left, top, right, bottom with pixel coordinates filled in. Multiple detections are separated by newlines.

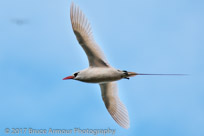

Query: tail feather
left=136, top=73, right=188, bottom=76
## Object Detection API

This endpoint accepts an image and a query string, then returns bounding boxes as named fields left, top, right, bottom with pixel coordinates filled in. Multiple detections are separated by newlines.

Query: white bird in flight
left=63, top=2, right=185, bottom=129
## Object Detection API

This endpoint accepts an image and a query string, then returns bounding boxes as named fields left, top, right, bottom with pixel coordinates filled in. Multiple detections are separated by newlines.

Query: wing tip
left=123, top=125, right=130, bottom=129
left=114, top=114, right=130, bottom=129
left=70, top=2, right=92, bottom=36
left=100, top=82, right=130, bottom=129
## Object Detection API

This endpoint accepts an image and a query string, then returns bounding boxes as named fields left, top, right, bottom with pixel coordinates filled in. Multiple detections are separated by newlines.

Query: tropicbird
left=63, top=2, right=184, bottom=129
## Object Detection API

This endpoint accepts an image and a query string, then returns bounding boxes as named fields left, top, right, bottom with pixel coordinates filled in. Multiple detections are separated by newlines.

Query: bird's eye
left=74, top=72, right=79, bottom=77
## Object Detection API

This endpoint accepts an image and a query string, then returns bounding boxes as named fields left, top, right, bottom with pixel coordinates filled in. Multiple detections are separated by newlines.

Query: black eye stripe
left=74, top=72, right=79, bottom=77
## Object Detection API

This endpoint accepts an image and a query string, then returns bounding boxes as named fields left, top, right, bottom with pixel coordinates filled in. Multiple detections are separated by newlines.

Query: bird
left=63, top=2, right=185, bottom=129
left=11, top=18, right=29, bottom=26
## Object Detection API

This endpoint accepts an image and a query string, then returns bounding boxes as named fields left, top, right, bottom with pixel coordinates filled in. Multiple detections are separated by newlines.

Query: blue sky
left=0, top=0, right=204, bottom=136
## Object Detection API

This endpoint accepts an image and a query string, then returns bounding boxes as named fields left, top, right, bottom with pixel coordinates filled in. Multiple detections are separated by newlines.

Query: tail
left=136, top=73, right=188, bottom=76
left=125, top=72, right=188, bottom=79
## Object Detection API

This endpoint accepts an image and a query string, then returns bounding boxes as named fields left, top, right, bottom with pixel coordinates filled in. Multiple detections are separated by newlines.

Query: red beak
left=63, top=76, right=74, bottom=80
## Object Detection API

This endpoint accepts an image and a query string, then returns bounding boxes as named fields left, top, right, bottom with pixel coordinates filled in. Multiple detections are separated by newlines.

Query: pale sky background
left=0, top=0, right=204, bottom=136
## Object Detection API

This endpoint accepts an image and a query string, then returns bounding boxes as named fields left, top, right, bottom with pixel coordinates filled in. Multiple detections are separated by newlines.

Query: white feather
left=100, top=82, right=130, bottom=129
left=70, top=2, right=109, bottom=67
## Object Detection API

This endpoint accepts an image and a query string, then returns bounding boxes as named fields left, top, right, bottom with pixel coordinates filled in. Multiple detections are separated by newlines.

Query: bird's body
left=74, top=67, right=123, bottom=83
left=63, top=2, right=185, bottom=129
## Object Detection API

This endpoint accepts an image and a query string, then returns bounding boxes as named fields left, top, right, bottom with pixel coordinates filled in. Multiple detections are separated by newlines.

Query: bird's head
left=63, top=72, right=80, bottom=80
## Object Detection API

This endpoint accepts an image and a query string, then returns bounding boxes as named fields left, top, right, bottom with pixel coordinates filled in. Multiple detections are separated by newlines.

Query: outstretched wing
left=100, top=82, right=130, bottom=129
left=70, top=3, right=109, bottom=67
